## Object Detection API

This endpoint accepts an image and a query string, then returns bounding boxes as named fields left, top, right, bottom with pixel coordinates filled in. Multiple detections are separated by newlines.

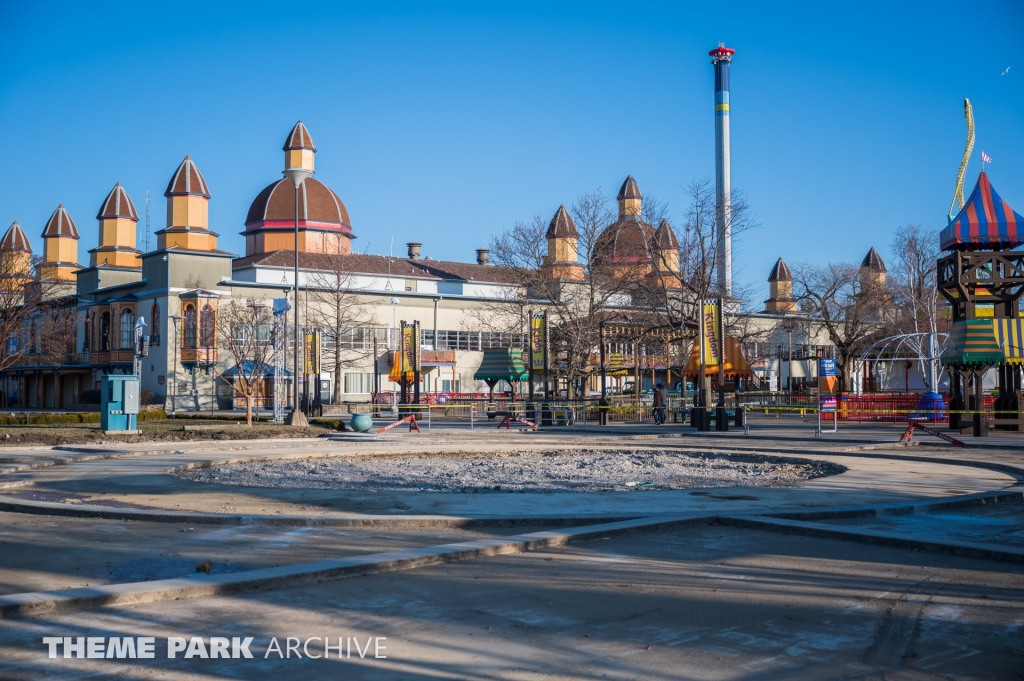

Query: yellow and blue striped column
left=709, top=44, right=735, bottom=297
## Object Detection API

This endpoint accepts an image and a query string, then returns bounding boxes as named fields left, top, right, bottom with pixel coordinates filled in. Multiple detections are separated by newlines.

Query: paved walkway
left=0, top=426, right=1021, bottom=678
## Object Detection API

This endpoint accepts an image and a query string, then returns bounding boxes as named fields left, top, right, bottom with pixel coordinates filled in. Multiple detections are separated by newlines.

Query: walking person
left=653, top=382, right=667, bottom=425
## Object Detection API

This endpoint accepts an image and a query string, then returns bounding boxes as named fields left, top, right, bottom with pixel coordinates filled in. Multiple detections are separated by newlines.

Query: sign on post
left=817, top=358, right=838, bottom=433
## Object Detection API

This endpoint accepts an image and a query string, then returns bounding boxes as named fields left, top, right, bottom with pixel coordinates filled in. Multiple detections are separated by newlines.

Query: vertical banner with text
left=702, top=302, right=721, bottom=367
left=530, top=313, right=547, bottom=373
left=400, top=323, right=420, bottom=374
left=303, top=331, right=321, bottom=376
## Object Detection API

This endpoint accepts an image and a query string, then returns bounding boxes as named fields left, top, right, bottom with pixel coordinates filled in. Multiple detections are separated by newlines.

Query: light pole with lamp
left=782, top=319, right=794, bottom=395
left=169, top=315, right=183, bottom=414
left=282, top=166, right=312, bottom=425
left=389, top=297, right=399, bottom=411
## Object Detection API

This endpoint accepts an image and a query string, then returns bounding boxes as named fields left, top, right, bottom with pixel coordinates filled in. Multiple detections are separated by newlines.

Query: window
left=119, top=309, right=134, bottom=349
left=99, top=312, right=110, bottom=351
left=200, top=305, right=215, bottom=347
left=28, top=320, right=36, bottom=354
left=343, top=372, right=375, bottom=394
left=151, top=303, right=160, bottom=345
left=183, top=305, right=196, bottom=349
left=83, top=315, right=91, bottom=352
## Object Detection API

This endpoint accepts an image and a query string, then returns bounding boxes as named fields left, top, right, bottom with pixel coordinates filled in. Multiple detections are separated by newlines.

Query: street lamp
left=782, top=318, right=795, bottom=394
left=169, top=315, right=183, bottom=414
left=283, top=166, right=312, bottom=426
left=390, top=297, right=399, bottom=410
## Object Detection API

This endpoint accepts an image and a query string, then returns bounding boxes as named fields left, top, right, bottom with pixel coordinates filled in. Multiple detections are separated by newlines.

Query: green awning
left=941, top=320, right=1005, bottom=366
left=474, top=347, right=529, bottom=382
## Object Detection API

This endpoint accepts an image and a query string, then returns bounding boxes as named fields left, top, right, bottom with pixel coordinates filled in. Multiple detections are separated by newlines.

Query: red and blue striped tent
left=940, top=172, right=1023, bottom=251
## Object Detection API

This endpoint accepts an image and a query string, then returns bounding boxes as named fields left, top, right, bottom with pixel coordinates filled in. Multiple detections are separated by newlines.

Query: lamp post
left=283, top=167, right=312, bottom=425
left=169, top=315, right=183, bottom=414
left=390, top=297, right=399, bottom=410
left=782, top=319, right=794, bottom=394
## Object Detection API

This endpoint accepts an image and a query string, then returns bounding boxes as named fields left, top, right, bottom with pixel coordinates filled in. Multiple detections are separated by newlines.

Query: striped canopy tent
left=474, top=347, right=528, bottom=401
left=941, top=320, right=1004, bottom=366
left=992, top=319, right=1024, bottom=365
left=940, top=172, right=1023, bottom=251
left=683, top=337, right=751, bottom=376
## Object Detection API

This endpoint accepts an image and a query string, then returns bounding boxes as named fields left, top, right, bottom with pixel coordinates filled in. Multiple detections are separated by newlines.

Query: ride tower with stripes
left=938, top=105, right=1024, bottom=435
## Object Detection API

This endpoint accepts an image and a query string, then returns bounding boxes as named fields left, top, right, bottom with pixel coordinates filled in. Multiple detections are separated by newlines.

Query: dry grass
left=0, top=419, right=335, bottom=446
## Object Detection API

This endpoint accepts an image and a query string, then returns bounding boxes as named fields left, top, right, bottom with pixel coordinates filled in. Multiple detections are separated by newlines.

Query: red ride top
left=709, top=45, right=735, bottom=59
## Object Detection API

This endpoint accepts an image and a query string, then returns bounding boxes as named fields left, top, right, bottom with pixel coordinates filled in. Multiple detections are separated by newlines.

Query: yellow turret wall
left=285, top=148, right=315, bottom=172
left=618, top=197, right=641, bottom=217
left=40, top=238, right=80, bottom=281
left=91, top=217, right=141, bottom=268
left=158, top=193, right=217, bottom=251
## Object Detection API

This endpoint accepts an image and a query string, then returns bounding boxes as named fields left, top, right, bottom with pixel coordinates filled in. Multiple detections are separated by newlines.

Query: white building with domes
left=0, top=121, right=852, bottom=410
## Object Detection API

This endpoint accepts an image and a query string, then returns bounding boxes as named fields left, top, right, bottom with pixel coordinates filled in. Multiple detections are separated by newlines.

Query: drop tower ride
left=710, top=43, right=735, bottom=297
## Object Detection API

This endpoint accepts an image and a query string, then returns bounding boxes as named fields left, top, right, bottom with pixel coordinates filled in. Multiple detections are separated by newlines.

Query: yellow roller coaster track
left=948, top=98, right=975, bottom=222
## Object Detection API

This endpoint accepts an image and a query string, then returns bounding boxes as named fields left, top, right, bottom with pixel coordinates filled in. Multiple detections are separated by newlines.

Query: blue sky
left=1, top=1, right=1021, bottom=298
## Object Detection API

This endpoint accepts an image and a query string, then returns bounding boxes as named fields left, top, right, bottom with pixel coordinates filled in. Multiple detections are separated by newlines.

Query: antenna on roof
left=144, top=191, right=151, bottom=252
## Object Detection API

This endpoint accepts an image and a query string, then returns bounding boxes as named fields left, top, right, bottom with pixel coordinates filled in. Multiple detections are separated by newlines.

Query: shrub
left=141, top=389, right=164, bottom=405
left=310, top=418, right=346, bottom=431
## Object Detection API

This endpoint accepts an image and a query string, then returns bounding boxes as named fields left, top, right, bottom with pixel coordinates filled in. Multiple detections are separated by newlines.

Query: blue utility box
left=101, top=375, right=141, bottom=433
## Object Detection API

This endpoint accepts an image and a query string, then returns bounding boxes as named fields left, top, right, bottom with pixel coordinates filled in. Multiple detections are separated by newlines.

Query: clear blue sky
left=1, top=1, right=1022, bottom=298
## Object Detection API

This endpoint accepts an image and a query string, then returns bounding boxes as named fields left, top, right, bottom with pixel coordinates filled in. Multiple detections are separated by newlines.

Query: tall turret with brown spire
left=860, top=247, right=886, bottom=290
left=764, top=257, right=797, bottom=313
left=157, top=156, right=218, bottom=252
left=541, top=205, right=584, bottom=281
left=284, top=121, right=316, bottom=173
left=39, top=205, right=82, bottom=281
left=89, top=183, right=140, bottom=268
left=617, top=176, right=642, bottom=218
left=652, top=219, right=680, bottom=276
left=0, top=221, right=33, bottom=288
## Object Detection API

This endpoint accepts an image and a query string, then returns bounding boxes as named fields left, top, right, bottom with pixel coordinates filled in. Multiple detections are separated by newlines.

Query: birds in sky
left=1001, top=66, right=1011, bottom=76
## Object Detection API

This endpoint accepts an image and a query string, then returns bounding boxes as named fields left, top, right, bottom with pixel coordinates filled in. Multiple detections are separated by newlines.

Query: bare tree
left=792, top=262, right=887, bottom=391
left=0, top=253, right=61, bottom=377
left=637, top=179, right=761, bottom=382
left=889, top=224, right=943, bottom=390
left=304, top=254, right=376, bottom=404
left=486, top=189, right=650, bottom=396
left=216, top=299, right=275, bottom=426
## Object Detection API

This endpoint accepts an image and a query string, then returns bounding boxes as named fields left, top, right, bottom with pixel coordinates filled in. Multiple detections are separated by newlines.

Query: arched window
left=151, top=303, right=160, bottom=345
left=99, top=313, right=110, bottom=351
left=200, top=304, right=215, bottom=348
left=83, top=315, right=92, bottom=352
left=183, top=305, right=196, bottom=349
left=119, top=309, right=134, bottom=349
left=29, top=320, right=36, bottom=355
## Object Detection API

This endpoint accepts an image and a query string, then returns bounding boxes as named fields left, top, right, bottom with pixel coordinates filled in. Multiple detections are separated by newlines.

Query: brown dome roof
left=96, top=183, right=138, bottom=221
left=617, top=176, right=642, bottom=200
left=1, top=221, right=31, bottom=253
left=653, top=219, right=679, bottom=250
left=546, top=205, right=577, bottom=238
left=768, top=257, right=792, bottom=282
left=42, top=204, right=80, bottom=239
left=245, top=178, right=351, bottom=228
left=861, top=247, right=886, bottom=272
left=164, top=156, right=210, bottom=198
left=283, top=121, right=316, bottom=151
left=594, top=217, right=655, bottom=264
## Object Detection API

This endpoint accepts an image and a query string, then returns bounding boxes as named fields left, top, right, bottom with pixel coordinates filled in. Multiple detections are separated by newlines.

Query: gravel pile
left=179, top=449, right=845, bottom=493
